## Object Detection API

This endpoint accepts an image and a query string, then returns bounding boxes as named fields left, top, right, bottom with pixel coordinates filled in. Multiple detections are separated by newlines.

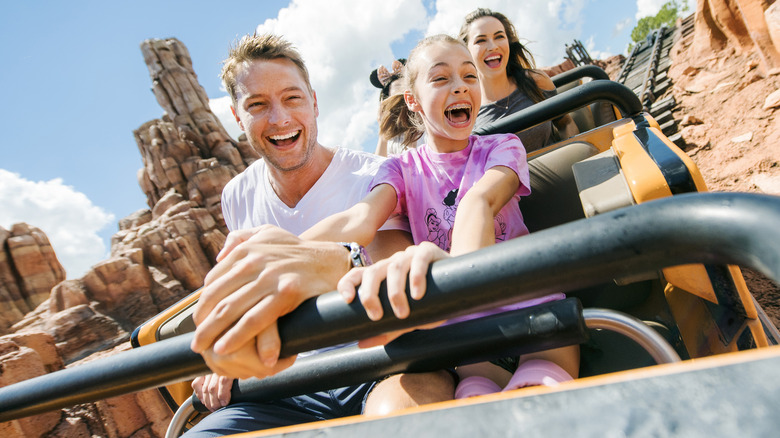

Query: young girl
left=300, top=34, right=578, bottom=399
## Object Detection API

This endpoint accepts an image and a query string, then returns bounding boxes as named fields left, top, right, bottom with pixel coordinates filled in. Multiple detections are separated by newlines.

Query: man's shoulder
left=334, top=147, right=383, bottom=162
left=223, top=159, right=266, bottom=196
left=332, top=147, right=386, bottom=172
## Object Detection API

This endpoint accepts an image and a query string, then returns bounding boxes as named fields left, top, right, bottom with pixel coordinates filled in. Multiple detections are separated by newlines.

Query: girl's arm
left=449, top=166, right=520, bottom=256
left=299, top=184, right=398, bottom=246
left=337, top=167, right=519, bottom=328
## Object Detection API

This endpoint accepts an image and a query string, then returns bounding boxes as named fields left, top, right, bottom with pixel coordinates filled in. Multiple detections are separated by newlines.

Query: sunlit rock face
left=0, top=38, right=260, bottom=437
left=0, top=224, right=66, bottom=334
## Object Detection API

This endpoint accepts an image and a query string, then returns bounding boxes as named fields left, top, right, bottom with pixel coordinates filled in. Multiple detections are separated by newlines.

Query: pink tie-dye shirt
left=371, top=133, right=531, bottom=251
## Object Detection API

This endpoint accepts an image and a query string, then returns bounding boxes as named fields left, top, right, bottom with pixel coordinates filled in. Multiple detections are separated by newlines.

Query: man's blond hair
left=221, top=33, right=312, bottom=104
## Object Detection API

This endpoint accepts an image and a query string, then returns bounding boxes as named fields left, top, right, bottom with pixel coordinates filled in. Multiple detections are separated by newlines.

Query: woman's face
left=466, top=16, right=510, bottom=82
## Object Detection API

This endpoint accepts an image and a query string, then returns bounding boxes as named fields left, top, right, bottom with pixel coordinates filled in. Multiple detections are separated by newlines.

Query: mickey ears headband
left=370, top=58, right=407, bottom=89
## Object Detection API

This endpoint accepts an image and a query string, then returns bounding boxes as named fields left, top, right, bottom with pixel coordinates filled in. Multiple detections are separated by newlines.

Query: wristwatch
left=339, top=242, right=372, bottom=268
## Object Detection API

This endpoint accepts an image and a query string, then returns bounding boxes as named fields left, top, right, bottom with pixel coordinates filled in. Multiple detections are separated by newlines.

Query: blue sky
left=0, top=0, right=685, bottom=278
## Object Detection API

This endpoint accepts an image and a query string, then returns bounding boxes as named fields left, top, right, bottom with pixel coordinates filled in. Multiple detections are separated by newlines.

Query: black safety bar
left=551, top=65, right=611, bottom=88
left=475, top=80, right=642, bottom=136
left=1, top=192, right=779, bottom=421
left=196, top=298, right=586, bottom=412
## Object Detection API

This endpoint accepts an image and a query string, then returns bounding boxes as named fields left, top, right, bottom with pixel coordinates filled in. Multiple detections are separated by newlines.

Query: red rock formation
left=0, top=37, right=259, bottom=437
left=542, top=58, right=577, bottom=77
left=693, top=0, right=780, bottom=74
left=0, top=332, right=63, bottom=437
left=0, top=224, right=66, bottom=334
left=56, top=343, right=174, bottom=438
left=597, top=55, right=627, bottom=81
left=136, top=38, right=258, bottom=212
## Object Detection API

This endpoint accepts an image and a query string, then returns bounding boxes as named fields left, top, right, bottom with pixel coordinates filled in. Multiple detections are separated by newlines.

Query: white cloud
left=0, top=169, right=114, bottom=279
left=613, top=17, right=633, bottom=37
left=426, top=0, right=586, bottom=68
left=584, top=36, right=614, bottom=62
left=636, top=0, right=666, bottom=19
left=255, top=0, right=429, bottom=151
left=209, top=96, right=243, bottom=140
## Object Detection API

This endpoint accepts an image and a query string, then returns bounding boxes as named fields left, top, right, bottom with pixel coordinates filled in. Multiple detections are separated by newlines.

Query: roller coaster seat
left=520, top=136, right=677, bottom=376
left=521, top=140, right=598, bottom=233
left=555, top=79, right=619, bottom=134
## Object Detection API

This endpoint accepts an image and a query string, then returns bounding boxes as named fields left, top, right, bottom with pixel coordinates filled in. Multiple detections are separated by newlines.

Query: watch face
left=340, top=242, right=369, bottom=268
left=347, top=242, right=371, bottom=267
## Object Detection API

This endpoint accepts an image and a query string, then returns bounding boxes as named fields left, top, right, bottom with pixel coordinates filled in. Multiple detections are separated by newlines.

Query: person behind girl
left=460, top=8, right=578, bottom=153
left=371, top=59, right=424, bottom=157
left=300, top=34, right=578, bottom=402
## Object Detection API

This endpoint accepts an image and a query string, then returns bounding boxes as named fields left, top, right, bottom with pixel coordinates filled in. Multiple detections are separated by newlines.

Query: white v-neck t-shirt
left=222, top=147, right=408, bottom=234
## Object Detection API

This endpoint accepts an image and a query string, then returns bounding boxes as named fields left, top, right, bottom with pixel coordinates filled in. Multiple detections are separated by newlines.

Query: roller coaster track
left=615, top=13, right=696, bottom=145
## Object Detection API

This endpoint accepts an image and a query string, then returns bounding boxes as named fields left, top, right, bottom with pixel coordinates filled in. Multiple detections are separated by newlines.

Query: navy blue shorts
left=181, top=383, right=375, bottom=437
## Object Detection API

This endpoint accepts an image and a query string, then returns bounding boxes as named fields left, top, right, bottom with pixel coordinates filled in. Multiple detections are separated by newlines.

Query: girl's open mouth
left=445, top=103, right=472, bottom=127
left=267, top=130, right=301, bottom=147
left=484, top=54, right=502, bottom=69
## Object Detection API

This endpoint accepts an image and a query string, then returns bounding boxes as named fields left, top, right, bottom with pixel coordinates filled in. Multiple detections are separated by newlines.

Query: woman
left=459, top=8, right=578, bottom=153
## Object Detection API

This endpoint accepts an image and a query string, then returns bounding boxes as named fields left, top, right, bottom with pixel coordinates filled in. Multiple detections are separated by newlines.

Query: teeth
left=485, top=54, right=500, bottom=62
left=447, top=104, right=472, bottom=111
left=269, top=131, right=299, bottom=141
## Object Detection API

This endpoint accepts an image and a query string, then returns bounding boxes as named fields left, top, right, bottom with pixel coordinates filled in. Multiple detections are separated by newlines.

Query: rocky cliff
left=0, top=224, right=66, bottom=334
left=669, top=0, right=780, bottom=324
left=0, top=38, right=257, bottom=437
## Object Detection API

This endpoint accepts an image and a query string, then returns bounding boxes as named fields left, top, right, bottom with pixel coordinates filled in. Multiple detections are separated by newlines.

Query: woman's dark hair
left=458, top=8, right=545, bottom=103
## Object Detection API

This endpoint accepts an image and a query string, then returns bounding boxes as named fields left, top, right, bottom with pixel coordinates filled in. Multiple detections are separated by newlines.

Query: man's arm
left=191, top=223, right=413, bottom=378
left=191, top=225, right=353, bottom=357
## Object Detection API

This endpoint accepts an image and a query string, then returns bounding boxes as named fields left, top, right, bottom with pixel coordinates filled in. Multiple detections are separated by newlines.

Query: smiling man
left=184, top=34, right=454, bottom=437
left=220, top=35, right=377, bottom=232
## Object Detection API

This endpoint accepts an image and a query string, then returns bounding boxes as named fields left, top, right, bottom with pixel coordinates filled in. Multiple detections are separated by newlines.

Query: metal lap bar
left=195, top=297, right=586, bottom=412
left=166, top=298, right=587, bottom=437
left=584, top=309, right=681, bottom=364
left=165, top=304, right=680, bottom=437
left=475, top=81, right=643, bottom=137
left=551, top=65, right=610, bottom=88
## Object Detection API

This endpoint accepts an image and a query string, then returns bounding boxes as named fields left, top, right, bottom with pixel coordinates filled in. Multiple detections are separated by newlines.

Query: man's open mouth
left=445, top=103, right=472, bottom=126
left=484, top=54, right=502, bottom=69
left=268, top=130, right=301, bottom=147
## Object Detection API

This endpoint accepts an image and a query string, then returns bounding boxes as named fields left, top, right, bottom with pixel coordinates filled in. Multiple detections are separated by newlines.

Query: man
left=183, top=34, right=453, bottom=436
